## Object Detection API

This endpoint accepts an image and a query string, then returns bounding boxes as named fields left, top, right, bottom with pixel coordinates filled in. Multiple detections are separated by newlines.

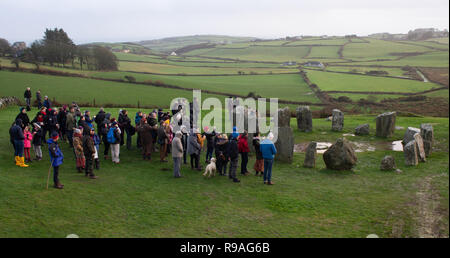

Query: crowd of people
left=9, top=88, right=278, bottom=189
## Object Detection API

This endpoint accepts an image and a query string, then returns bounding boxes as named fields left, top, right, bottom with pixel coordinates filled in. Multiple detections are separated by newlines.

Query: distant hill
left=369, top=28, right=449, bottom=41
left=137, top=35, right=258, bottom=53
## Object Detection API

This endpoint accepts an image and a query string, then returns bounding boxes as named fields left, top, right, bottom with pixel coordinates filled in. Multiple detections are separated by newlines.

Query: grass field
left=342, top=38, right=432, bottom=61
left=0, top=106, right=447, bottom=237
left=305, top=69, right=441, bottom=93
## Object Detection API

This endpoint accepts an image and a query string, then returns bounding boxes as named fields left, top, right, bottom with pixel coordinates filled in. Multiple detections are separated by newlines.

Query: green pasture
left=0, top=106, right=447, bottom=237
left=306, top=69, right=441, bottom=93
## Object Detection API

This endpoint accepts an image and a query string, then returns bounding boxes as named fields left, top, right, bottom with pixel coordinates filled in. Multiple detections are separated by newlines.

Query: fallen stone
left=376, top=112, right=396, bottom=138
left=355, top=124, right=370, bottom=136
left=380, top=155, right=396, bottom=171
left=323, top=138, right=357, bottom=170
left=296, top=106, right=312, bottom=132
left=404, top=141, right=418, bottom=166
left=395, top=169, right=403, bottom=173
left=303, top=142, right=317, bottom=168
left=420, top=123, right=434, bottom=157
left=331, top=109, right=344, bottom=131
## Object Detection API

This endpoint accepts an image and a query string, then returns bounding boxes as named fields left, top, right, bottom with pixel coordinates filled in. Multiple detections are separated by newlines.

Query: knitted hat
left=51, top=131, right=59, bottom=139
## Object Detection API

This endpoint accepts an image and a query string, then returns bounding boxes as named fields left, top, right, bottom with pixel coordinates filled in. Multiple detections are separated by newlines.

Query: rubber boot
left=15, top=156, right=20, bottom=166
left=19, top=157, right=29, bottom=167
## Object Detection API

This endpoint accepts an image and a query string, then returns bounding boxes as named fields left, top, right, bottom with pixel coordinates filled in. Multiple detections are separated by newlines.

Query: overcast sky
left=1, top=0, right=448, bottom=44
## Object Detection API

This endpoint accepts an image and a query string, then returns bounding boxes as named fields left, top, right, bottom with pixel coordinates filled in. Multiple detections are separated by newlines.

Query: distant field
left=351, top=51, right=449, bottom=68
left=307, top=46, right=341, bottom=59
left=186, top=46, right=311, bottom=62
left=343, top=38, right=432, bottom=61
left=306, top=69, right=440, bottom=93
left=88, top=72, right=319, bottom=103
left=287, top=38, right=349, bottom=46
left=118, top=61, right=296, bottom=75
left=323, top=66, right=412, bottom=78
left=0, top=70, right=225, bottom=108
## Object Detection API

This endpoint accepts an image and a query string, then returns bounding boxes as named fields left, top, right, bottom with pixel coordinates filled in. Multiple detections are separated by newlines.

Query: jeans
left=263, top=159, right=274, bottom=182
left=14, top=140, right=24, bottom=157
left=102, top=135, right=110, bottom=156
left=240, top=152, right=248, bottom=174
left=229, top=158, right=238, bottom=179
left=173, top=157, right=182, bottom=177
left=206, top=146, right=214, bottom=162
left=190, top=153, right=199, bottom=169
left=67, top=130, right=74, bottom=147
left=53, top=166, right=60, bottom=184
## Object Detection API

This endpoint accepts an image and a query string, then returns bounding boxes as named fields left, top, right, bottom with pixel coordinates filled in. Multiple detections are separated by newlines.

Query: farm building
left=170, top=51, right=177, bottom=56
left=304, top=61, right=324, bottom=68
left=282, top=61, right=297, bottom=66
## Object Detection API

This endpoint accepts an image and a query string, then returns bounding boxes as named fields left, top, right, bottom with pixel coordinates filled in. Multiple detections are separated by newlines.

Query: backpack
left=107, top=127, right=116, bottom=144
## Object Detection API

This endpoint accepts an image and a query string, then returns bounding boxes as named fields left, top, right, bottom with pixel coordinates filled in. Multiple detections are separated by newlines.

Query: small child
left=92, top=130, right=101, bottom=170
left=23, top=126, right=33, bottom=163
left=32, top=123, right=43, bottom=161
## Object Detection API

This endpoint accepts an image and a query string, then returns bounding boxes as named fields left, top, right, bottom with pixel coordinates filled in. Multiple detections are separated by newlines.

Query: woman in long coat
left=137, top=118, right=156, bottom=160
left=73, top=129, right=85, bottom=172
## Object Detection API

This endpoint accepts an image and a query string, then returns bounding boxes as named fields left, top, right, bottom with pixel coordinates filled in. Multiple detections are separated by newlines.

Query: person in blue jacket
left=260, top=132, right=277, bottom=185
left=47, top=131, right=64, bottom=189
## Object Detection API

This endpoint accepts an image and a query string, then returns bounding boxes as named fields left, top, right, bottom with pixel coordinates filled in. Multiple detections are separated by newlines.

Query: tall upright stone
left=413, top=133, right=426, bottom=163
left=274, top=107, right=294, bottom=163
left=420, top=123, right=434, bottom=157
left=296, top=106, right=312, bottom=132
left=303, top=142, right=317, bottom=168
left=402, top=127, right=420, bottom=147
left=404, top=140, right=418, bottom=166
left=376, top=112, right=396, bottom=138
left=331, top=109, right=344, bottom=131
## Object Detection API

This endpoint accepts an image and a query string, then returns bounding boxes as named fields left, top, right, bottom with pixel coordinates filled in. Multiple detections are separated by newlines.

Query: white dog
left=203, top=158, right=217, bottom=178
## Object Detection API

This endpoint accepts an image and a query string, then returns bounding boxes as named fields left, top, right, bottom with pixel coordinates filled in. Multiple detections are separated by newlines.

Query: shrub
left=124, top=75, right=136, bottom=83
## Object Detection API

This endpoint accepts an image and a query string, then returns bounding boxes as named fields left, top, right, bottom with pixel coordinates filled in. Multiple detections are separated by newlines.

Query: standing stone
left=376, top=112, right=396, bottom=138
left=277, top=107, right=291, bottom=127
left=274, top=107, right=294, bottom=163
left=402, top=127, right=420, bottom=147
left=404, top=141, right=418, bottom=166
left=331, top=109, right=344, bottom=131
left=380, top=155, right=396, bottom=171
left=323, top=138, right=357, bottom=170
left=274, top=127, right=294, bottom=163
left=355, top=124, right=370, bottom=136
left=303, top=142, right=317, bottom=168
left=420, top=123, right=434, bottom=157
left=296, top=106, right=312, bottom=132
left=413, top=133, right=426, bottom=162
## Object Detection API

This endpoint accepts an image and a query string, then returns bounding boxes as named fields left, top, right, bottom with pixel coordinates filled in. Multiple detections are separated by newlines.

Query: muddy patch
left=294, top=140, right=405, bottom=153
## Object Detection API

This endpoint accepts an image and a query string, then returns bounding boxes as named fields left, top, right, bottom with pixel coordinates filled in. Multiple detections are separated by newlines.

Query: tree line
left=0, top=28, right=118, bottom=71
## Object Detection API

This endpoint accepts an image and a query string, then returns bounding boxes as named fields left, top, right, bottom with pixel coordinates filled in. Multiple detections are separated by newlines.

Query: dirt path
left=415, top=174, right=447, bottom=238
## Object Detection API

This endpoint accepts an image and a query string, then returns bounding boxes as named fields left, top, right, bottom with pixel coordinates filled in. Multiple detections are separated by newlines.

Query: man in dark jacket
left=36, top=90, right=42, bottom=109
left=24, top=87, right=32, bottom=109
left=82, top=128, right=98, bottom=179
left=252, top=132, right=264, bottom=176
left=100, top=113, right=111, bottom=159
left=202, top=126, right=216, bottom=164
left=57, top=106, right=67, bottom=141
left=15, top=107, right=30, bottom=130
left=118, top=110, right=132, bottom=149
left=94, top=108, right=106, bottom=132
left=45, top=109, right=59, bottom=139
left=215, top=134, right=229, bottom=176
left=226, top=134, right=240, bottom=182
left=47, top=132, right=64, bottom=189
left=66, top=106, right=77, bottom=147
left=11, top=119, right=28, bottom=167
left=43, top=96, right=51, bottom=109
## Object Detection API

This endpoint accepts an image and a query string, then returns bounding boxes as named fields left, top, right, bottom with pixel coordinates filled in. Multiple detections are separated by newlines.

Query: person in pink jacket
left=23, top=126, right=33, bottom=163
